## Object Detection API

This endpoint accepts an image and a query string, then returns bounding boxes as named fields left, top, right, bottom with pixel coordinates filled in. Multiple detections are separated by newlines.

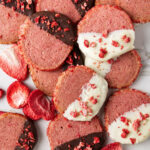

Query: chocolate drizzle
left=30, top=11, right=76, bottom=46
left=0, top=0, right=35, bottom=16
left=15, top=120, right=37, bottom=150
left=62, top=45, right=84, bottom=71
left=54, top=132, right=105, bottom=150
left=71, top=0, right=95, bottom=17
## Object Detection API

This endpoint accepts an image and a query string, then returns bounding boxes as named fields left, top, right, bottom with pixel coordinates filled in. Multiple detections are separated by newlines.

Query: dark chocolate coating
left=54, top=132, right=105, bottom=150
left=71, top=0, right=95, bottom=17
left=30, top=11, right=76, bottom=46
left=62, top=45, right=84, bottom=71
left=0, top=0, right=35, bottom=16
left=15, top=120, right=37, bottom=150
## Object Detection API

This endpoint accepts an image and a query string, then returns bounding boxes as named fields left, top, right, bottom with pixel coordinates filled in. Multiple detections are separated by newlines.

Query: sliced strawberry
left=102, top=142, right=122, bottom=150
left=0, top=89, right=4, bottom=98
left=0, top=44, right=28, bottom=81
left=23, top=104, right=41, bottom=121
left=28, top=89, right=56, bottom=121
left=7, top=81, right=30, bottom=109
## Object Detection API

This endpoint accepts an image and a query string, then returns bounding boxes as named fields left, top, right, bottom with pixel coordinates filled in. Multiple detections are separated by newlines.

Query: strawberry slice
left=28, top=89, right=56, bottom=121
left=0, top=44, right=28, bottom=81
left=23, top=104, right=41, bottom=121
left=7, top=81, right=30, bottom=109
left=0, top=89, right=4, bottom=98
left=102, top=142, right=122, bottom=150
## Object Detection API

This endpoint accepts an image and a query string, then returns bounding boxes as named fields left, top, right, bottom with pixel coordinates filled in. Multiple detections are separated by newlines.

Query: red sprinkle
left=64, top=28, right=70, bottom=32
left=51, top=21, right=58, bottom=28
left=99, top=38, right=102, bottom=43
left=34, top=16, right=40, bottom=24
left=121, top=129, right=130, bottom=138
left=122, top=35, right=131, bottom=43
left=100, top=48, right=107, bottom=54
left=89, top=97, right=98, bottom=104
left=132, top=119, right=141, bottom=131
left=93, top=137, right=100, bottom=144
left=130, top=138, right=136, bottom=144
left=112, top=41, right=119, bottom=47
left=90, top=42, right=97, bottom=48
left=80, top=109, right=88, bottom=117
left=120, top=116, right=129, bottom=126
left=99, top=52, right=105, bottom=58
left=107, top=59, right=114, bottom=64
left=70, top=111, right=79, bottom=118
left=84, top=40, right=89, bottom=48
left=55, top=14, right=60, bottom=17
left=90, top=84, right=97, bottom=89
left=121, top=45, right=124, bottom=50
left=74, top=0, right=78, bottom=3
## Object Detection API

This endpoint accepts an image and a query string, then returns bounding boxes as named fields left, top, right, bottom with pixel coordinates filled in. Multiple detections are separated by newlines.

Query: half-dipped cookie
left=85, top=50, right=142, bottom=89
left=36, top=0, right=95, bottom=23
left=47, top=115, right=105, bottom=150
left=30, top=45, right=83, bottom=96
left=77, top=5, right=135, bottom=62
left=0, top=0, right=35, bottom=43
left=105, top=88, right=150, bottom=144
left=54, top=66, right=108, bottom=121
left=0, top=112, right=37, bottom=149
left=19, top=11, right=76, bottom=71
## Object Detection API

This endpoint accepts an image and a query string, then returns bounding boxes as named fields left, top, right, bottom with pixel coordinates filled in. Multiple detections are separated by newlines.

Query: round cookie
left=30, top=46, right=83, bottom=96
left=95, top=0, right=150, bottom=23
left=85, top=50, right=142, bottom=89
left=19, top=11, right=76, bottom=71
left=47, top=115, right=105, bottom=150
left=0, top=112, right=37, bottom=149
left=0, top=0, right=35, bottom=44
left=54, top=66, right=108, bottom=121
left=105, top=88, right=150, bottom=144
left=117, top=0, right=150, bottom=23
left=77, top=5, right=135, bottom=62
left=95, top=0, right=116, bottom=5
left=36, top=0, right=95, bottom=23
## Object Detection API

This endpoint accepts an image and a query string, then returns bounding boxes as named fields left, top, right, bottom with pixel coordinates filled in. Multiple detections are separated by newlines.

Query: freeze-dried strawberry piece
left=23, top=104, right=41, bottom=121
left=7, top=81, right=30, bottom=109
left=102, top=142, right=122, bottom=150
left=28, top=89, right=56, bottom=121
left=0, top=89, right=4, bottom=98
left=0, top=44, right=28, bottom=81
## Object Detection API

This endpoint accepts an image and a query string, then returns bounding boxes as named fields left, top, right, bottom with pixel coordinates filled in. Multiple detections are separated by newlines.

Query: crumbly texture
left=106, top=50, right=142, bottom=89
left=0, top=113, right=37, bottom=150
left=105, top=89, right=150, bottom=130
left=47, top=115, right=104, bottom=150
left=78, top=5, right=133, bottom=34
left=53, top=66, right=94, bottom=113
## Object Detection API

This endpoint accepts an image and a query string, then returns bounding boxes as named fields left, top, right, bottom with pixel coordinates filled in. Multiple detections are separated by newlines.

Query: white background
left=0, top=22, right=150, bottom=150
